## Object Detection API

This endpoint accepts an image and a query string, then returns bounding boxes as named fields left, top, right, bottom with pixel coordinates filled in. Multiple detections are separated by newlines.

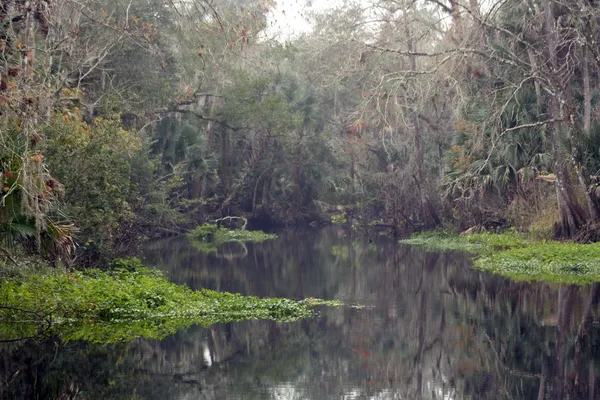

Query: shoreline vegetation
left=187, top=223, right=277, bottom=253
left=401, top=231, right=600, bottom=285
left=0, top=258, right=341, bottom=344
left=0, top=225, right=322, bottom=345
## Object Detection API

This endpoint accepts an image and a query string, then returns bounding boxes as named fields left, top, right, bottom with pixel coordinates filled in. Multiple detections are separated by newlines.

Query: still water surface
left=2, top=228, right=600, bottom=399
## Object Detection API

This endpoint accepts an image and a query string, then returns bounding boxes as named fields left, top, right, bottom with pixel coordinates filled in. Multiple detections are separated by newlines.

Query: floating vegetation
left=347, top=304, right=376, bottom=310
left=401, top=231, right=600, bottom=285
left=301, top=297, right=343, bottom=307
left=400, top=231, right=528, bottom=253
left=473, top=242, right=600, bottom=285
left=0, top=266, right=337, bottom=344
left=187, top=223, right=277, bottom=253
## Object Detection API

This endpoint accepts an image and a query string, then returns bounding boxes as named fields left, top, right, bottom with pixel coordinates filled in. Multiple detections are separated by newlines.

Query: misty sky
left=268, top=0, right=342, bottom=38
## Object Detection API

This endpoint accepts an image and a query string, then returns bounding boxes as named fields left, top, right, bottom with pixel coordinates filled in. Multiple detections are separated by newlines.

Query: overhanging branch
left=353, top=39, right=519, bottom=67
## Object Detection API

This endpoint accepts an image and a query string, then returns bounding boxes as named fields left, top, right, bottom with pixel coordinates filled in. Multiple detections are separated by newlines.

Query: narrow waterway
left=2, top=228, right=599, bottom=399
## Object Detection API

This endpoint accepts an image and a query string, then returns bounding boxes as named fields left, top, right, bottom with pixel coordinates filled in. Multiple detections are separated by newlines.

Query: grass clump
left=400, top=230, right=528, bottom=253
left=473, top=242, right=600, bottom=285
left=187, top=223, right=277, bottom=249
left=0, top=264, right=337, bottom=343
left=402, top=231, right=600, bottom=284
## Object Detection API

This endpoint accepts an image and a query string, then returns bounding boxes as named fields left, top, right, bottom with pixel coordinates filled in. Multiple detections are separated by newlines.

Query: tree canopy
left=2, top=0, right=600, bottom=263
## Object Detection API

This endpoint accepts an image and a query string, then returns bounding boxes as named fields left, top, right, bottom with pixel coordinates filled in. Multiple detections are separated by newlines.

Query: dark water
left=2, top=228, right=600, bottom=399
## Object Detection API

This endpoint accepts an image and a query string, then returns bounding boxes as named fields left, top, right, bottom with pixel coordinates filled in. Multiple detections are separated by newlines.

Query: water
left=2, top=228, right=600, bottom=399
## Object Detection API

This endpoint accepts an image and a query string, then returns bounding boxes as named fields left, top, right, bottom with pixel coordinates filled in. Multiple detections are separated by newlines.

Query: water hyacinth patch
left=0, top=267, right=338, bottom=343
left=187, top=223, right=277, bottom=248
left=473, top=242, right=600, bottom=285
left=400, top=231, right=528, bottom=253
left=401, top=231, right=600, bottom=285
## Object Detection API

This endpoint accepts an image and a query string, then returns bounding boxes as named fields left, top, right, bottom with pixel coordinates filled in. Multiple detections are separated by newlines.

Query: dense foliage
left=0, top=1, right=599, bottom=262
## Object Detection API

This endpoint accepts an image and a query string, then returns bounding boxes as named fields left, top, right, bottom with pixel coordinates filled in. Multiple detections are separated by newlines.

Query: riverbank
left=401, top=231, right=600, bottom=284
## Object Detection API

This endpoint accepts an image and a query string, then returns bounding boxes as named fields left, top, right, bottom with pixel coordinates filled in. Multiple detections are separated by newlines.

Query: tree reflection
left=2, top=229, right=600, bottom=399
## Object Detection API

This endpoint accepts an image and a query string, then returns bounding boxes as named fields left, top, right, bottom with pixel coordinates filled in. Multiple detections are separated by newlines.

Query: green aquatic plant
left=473, top=241, right=600, bottom=284
left=0, top=267, right=338, bottom=343
left=400, top=231, right=528, bottom=253
left=187, top=223, right=277, bottom=247
left=301, top=297, right=343, bottom=307
left=402, top=231, right=600, bottom=284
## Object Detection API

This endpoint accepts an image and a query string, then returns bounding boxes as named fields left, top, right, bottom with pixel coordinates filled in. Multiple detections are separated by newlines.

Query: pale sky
left=268, top=0, right=341, bottom=39
left=268, top=0, right=311, bottom=38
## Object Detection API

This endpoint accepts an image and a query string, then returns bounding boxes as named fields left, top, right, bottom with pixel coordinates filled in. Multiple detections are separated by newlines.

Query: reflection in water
left=2, top=228, right=600, bottom=399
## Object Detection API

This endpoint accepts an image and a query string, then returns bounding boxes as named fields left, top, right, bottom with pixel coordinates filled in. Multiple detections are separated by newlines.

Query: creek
left=1, top=228, right=599, bottom=399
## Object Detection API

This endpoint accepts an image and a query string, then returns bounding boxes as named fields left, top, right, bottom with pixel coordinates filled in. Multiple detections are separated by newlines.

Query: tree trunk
left=450, top=0, right=463, bottom=35
left=544, top=0, right=587, bottom=237
left=552, top=137, right=586, bottom=238
left=292, top=128, right=305, bottom=206
left=220, top=129, right=230, bottom=196
left=575, top=47, right=600, bottom=222
left=192, top=178, right=201, bottom=199
left=404, top=28, right=441, bottom=228
left=528, top=49, right=543, bottom=114
left=583, top=47, right=592, bottom=133
left=252, top=169, right=269, bottom=213
left=349, top=147, right=357, bottom=194
left=205, top=93, right=218, bottom=145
